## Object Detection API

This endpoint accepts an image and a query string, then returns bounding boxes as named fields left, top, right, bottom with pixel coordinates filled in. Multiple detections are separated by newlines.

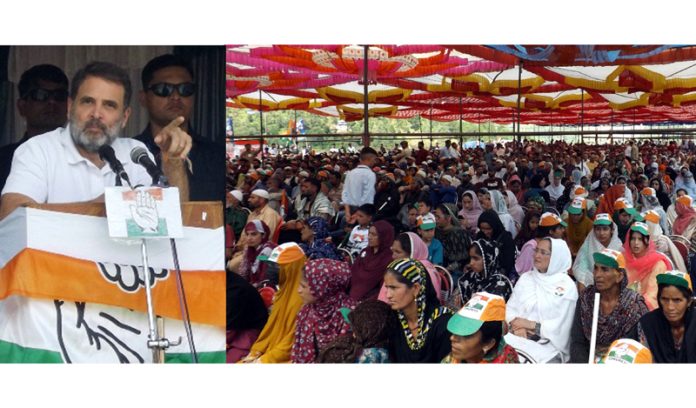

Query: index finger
left=164, top=116, right=186, bottom=131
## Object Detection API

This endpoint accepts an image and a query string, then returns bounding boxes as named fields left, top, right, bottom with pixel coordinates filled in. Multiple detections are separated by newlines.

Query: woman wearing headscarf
left=569, top=249, right=649, bottom=363
left=476, top=209, right=517, bottom=282
left=384, top=258, right=453, bottom=363
left=291, top=259, right=357, bottom=363
left=299, top=217, right=342, bottom=261
left=237, top=220, right=277, bottom=286
left=673, top=168, right=696, bottom=197
left=639, top=187, right=670, bottom=235
left=624, top=222, right=671, bottom=311
left=458, top=190, right=483, bottom=235
left=572, top=213, right=623, bottom=292
left=447, top=239, right=514, bottom=312
left=672, top=196, right=696, bottom=249
left=505, top=189, right=525, bottom=228
left=487, top=189, right=518, bottom=238
left=435, top=204, right=471, bottom=281
left=349, top=220, right=395, bottom=302
left=596, top=184, right=626, bottom=216
left=380, top=232, right=442, bottom=304
left=443, top=292, right=519, bottom=364
left=643, top=210, right=688, bottom=273
left=317, top=299, right=395, bottom=363
left=566, top=197, right=594, bottom=257
left=637, top=271, right=696, bottom=363
left=240, top=243, right=307, bottom=363
left=505, top=238, right=578, bottom=363
left=649, top=177, right=672, bottom=211
left=227, top=272, right=269, bottom=363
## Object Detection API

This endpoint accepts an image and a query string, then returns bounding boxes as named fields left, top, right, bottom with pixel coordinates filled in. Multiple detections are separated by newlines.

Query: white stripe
left=0, top=295, right=224, bottom=363
left=0, top=208, right=223, bottom=271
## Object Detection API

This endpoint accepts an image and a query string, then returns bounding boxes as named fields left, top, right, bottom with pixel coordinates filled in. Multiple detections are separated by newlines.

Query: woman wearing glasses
left=505, top=237, right=578, bottom=363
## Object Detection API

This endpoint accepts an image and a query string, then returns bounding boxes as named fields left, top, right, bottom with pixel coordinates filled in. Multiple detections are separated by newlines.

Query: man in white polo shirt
left=0, top=61, right=192, bottom=221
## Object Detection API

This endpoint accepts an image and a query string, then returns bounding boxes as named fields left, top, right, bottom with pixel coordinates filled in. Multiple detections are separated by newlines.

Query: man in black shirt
left=0, top=64, right=68, bottom=193
left=135, top=54, right=224, bottom=202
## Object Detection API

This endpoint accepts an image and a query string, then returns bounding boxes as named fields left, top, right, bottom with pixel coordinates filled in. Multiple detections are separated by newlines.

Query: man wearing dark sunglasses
left=135, top=54, right=224, bottom=203
left=0, top=64, right=68, bottom=193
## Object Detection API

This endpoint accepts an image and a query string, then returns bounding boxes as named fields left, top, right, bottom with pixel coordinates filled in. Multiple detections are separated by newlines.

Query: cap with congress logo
left=630, top=221, right=650, bottom=237
left=540, top=212, right=567, bottom=228
left=642, top=210, right=661, bottom=225
left=592, top=248, right=626, bottom=270
left=593, top=213, right=613, bottom=226
left=656, top=270, right=693, bottom=292
left=677, top=195, right=693, bottom=207
left=447, top=292, right=506, bottom=337
left=567, top=197, right=587, bottom=215
left=260, top=242, right=305, bottom=264
left=641, top=187, right=656, bottom=197
left=604, top=338, right=652, bottom=364
left=417, top=213, right=436, bottom=230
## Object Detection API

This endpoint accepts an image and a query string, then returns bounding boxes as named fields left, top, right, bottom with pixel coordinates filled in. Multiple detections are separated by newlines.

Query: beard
left=69, top=113, right=123, bottom=153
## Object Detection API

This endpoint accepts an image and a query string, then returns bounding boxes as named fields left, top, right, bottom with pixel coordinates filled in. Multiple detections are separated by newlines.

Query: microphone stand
left=150, top=174, right=198, bottom=363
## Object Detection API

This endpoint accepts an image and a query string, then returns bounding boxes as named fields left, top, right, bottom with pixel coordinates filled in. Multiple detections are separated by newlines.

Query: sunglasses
left=23, top=88, right=68, bottom=102
left=148, top=82, right=196, bottom=97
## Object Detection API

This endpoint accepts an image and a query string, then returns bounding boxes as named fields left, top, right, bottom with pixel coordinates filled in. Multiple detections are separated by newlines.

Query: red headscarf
left=291, top=259, right=357, bottom=363
left=597, top=184, right=625, bottom=216
left=622, top=231, right=670, bottom=285
left=349, top=220, right=395, bottom=301
left=672, top=201, right=696, bottom=236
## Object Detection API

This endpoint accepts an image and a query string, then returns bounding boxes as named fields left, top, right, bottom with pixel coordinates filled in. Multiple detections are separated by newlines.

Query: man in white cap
left=225, top=189, right=248, bottom=240
left=228, top=188, right=282, bottom=273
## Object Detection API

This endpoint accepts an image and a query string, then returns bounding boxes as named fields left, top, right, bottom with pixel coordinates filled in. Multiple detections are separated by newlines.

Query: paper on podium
left=104, top=186, right=183, bottom=239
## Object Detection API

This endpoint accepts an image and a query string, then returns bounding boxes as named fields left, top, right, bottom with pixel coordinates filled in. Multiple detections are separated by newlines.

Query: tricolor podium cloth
left=0, top=207, right=225, bottom=363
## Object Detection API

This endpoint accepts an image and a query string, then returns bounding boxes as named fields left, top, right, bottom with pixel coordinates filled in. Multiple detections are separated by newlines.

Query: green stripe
left=0, top=340, right=64, bottom=363
left=165, top=351, right=225, bottom=364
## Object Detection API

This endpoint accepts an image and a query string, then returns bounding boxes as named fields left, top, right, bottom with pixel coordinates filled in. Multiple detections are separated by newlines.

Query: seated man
left=0, top=61, right=191, bottom=221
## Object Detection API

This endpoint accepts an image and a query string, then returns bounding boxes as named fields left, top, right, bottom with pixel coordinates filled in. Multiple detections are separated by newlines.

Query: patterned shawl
left=291, top=259, right=357, bottom=363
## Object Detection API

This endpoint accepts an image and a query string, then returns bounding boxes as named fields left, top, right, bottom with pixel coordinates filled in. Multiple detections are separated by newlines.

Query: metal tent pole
left=362, top=44, right=370, bottom=147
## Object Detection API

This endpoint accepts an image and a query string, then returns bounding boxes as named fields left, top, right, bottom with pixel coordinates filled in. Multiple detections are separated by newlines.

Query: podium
left=0, top=202, right=225, bottom=363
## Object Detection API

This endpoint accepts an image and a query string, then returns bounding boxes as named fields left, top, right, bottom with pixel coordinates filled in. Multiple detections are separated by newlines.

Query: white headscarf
left=646, top=219, right=687, bottom=272
left=490, top=189, right=518, bottom=238
left=572, top=221, right=623, bottom=287
left=505, top=190, right=525, bottom=226
left=506, top=238, right=578, bottom=363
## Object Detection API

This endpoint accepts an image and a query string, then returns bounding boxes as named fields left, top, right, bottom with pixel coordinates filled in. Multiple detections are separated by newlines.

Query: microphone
left=99, top=144, right=131, bottom=187
left=130, top=147, right=168, bottom=186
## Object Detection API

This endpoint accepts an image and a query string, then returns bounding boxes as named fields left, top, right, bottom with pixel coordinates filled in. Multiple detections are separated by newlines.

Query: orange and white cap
left=262, top=242, right=306, bottom=264
left=641, top=187, right=656, bottom=197
left=604, top=338, right=653, bottom=364
left=677, top=195, right=693, bottom=207
left=540, top=212, right=567, bottom=227
left=447, top=292, right=506, bottom=336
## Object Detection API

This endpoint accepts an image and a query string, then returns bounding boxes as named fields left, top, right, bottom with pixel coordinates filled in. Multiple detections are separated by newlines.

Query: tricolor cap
left=417, top=213, right=437, bottom=230
left=642, top=210, right=661, bottom=225
left=656, top=270, right=693, bottom=292
left=540, top=212, right=567, bottom=228
left=676, top=195, right=693, bottom=207
left=593, top=213, right=613, bottom=226
left=567, top=197, right=587, bottom=215
left=261, top=242, right=305, bottom=264
left=630, top=221, right=650, bottom=237
left=614, top=198, right=639, bottom=217
left=573, top=185, right=588, bottom=198
left=447, top=292, right=506, bottom=337
left=641, top=187, right=656, bottom=197
left=593, top=248, right=626, bottom=270
left=250, top=189, right=270, bottom=200
left=604, top=338, right=653, bottom=364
